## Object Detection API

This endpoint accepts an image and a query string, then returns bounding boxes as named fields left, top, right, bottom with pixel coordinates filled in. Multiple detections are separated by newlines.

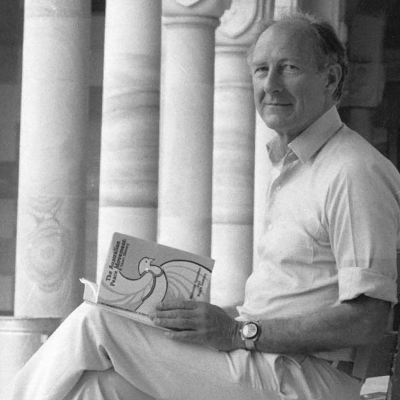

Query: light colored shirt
left=237, top=106, right=400, bottom=360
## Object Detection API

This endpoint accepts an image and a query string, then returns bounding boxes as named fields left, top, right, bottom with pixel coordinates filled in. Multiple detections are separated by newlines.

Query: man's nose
left=262, top=69, right=282, bottom=93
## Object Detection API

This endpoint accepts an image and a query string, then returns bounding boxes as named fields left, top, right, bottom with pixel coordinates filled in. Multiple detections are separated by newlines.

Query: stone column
left=211, top=0, right=267, bottom=307
left=158, top=0, right=231, bottom=257
left=14, top=0, right=90, bottom=317
left=97, top=0, right=162, bottom=275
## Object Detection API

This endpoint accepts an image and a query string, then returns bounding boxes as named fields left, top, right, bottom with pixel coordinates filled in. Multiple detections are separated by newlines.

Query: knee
left=81, top=369, right=123, bottom=389
left=65, top=369, right=137, bottom=400
left=68, top=302, right=105, bottom=326
left=54, top=302, right=106, bottom=341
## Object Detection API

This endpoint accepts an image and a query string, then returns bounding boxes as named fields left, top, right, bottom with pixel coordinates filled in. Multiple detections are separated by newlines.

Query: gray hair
left=247, top=12, right=348, bottom=101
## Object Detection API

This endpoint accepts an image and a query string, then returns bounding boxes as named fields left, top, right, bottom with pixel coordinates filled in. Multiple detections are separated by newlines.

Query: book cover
left=81, top=232, right=214, bottom=323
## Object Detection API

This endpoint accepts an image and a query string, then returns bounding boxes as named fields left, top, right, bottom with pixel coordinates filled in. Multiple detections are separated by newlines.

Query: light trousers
left=0, top=302, right=362, bottom=400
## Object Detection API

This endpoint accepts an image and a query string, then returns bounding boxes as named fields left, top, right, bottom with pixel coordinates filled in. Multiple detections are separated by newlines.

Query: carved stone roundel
left=24, top=219, right=74, bottom=292
left=219, top=0, right=258, bottom=38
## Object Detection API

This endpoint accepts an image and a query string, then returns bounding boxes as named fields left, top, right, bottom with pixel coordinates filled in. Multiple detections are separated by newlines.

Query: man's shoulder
left=312, top=124, right=400, bottom=197
left=320, top=124, right=395, bottom=171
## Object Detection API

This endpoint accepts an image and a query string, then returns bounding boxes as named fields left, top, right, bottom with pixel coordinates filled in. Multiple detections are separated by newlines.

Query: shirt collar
left=266, top=106, right=343, bottom=165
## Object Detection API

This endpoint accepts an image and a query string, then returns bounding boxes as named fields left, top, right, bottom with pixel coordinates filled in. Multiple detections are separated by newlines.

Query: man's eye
left=254, top=66, right=269, bottom=74
left=283, top=64, right=298, bottom=71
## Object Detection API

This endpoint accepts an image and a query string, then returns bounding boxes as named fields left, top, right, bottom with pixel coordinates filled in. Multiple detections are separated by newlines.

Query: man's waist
left=323, top=360, right=363, bottom=383
left=327, top=360, right=353, bottom=374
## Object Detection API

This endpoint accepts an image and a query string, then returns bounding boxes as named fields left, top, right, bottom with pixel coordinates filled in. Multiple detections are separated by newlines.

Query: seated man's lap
left=76, top=304, right=361, bottom=400
left=1, top=303, right=362, bottom=400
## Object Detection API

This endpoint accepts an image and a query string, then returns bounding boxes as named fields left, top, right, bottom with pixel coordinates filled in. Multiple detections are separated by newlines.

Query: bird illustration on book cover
left=99, top=256, right=211, bottom=315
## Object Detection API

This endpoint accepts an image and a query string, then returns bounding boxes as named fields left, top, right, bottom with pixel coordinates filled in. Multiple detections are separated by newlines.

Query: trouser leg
left=1, top=303, right=114, bottom=400
left=0, top=302, right=362, bottom=400
left=64, top=369, right=155, bottom=400
left=1, top=303, right=282, bottom=400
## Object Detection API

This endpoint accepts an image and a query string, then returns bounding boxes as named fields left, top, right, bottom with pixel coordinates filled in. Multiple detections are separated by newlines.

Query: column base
left=0, top=317, right=61, bottom=387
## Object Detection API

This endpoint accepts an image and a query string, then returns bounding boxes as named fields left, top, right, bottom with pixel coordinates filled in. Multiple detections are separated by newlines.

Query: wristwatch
left=240, top=321, right=261, bottom=351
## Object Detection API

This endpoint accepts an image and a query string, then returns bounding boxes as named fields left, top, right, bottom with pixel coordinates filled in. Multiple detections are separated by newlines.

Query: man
left=2, top=12, right=400, bottom=400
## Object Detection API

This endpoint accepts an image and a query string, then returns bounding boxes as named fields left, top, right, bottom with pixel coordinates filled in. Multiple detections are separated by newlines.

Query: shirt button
left=267, top=224, right=273, bottom=230
left=276, top=185, right=281, bottom=191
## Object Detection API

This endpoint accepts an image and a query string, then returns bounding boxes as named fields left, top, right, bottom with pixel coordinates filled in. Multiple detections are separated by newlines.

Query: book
left=81, top=232, right=214, bottom=328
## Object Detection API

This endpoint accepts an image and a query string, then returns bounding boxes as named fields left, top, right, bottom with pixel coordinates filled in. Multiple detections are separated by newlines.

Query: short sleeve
left=326, top=157, right=400, bottom=305
left=338, top=267, right=398, bottom=304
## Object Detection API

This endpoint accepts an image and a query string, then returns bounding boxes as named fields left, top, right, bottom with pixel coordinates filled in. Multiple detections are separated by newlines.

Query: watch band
left=244, top=338, right=256, bottom=350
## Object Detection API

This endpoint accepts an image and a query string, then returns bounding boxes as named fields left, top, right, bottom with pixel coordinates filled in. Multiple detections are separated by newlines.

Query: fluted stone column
left=14, top=0, right=90, bottom=317
left=97, top=0, right=162, bottom=276
left=211, top=0, right=268, bottom=307
left=158, top=0, right=231, bottom=257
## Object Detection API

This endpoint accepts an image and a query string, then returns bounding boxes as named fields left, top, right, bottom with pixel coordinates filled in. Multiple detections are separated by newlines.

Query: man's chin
left=261, top=116, right=289, bottom=132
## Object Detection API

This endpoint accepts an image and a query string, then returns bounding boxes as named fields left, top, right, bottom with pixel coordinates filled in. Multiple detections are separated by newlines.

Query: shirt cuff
left=339, top=267, right=398, bottom=305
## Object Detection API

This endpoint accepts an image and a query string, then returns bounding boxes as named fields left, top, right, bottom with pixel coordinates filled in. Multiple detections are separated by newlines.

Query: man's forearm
left=222, top=305, right=240, bottom=319
left=233, top=295, right=391, bottom=354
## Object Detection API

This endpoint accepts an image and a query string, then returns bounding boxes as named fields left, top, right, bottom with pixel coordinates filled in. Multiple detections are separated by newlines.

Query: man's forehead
left=251, top=21, right=316, bottom=63
left=258, top=20, right=312, bottom=47
left=266, top=18, right=312, bottom=35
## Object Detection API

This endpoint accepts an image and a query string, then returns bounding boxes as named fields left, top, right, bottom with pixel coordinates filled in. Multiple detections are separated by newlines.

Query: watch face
left=242, top=323, right=258, bottom=339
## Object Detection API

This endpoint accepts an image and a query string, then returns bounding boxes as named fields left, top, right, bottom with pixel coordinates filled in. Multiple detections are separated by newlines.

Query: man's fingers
left=150, top=307, right=196, bottom=320
left=151, top=315, right=197, bottom=330
left=164, top=329, right=206, bottom=343
left=149, top=301, right=217, bottom=337
left=155, top=299, right=198, bottom=311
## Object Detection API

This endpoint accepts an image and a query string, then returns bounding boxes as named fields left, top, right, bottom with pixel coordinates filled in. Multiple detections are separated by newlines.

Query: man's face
left=250, top=22, right=333, bottom=143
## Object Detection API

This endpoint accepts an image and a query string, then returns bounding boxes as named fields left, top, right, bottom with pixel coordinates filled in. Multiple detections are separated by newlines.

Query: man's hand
left=149, top=300, right=242, bottom=352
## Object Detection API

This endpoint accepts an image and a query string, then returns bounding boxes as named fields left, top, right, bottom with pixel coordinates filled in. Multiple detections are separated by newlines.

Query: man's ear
left=325, top=63, right=342, bottom=95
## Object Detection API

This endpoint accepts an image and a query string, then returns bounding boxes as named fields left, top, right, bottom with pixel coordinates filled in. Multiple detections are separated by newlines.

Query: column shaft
left=212, top=47, right=255, bottom=306
left=158, top=0, right=231, bottom=257
left=211, top=0, right=268, bottom=306
left=97, top=0, right=162, bottom=274
left=15, top=0, right=91, bottom=317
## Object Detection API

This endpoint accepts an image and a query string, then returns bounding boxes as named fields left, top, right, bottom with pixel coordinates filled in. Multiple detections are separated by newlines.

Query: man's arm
left=249, top=295, right=390, bottom=354
left=149, top=295, right=391, bottom=353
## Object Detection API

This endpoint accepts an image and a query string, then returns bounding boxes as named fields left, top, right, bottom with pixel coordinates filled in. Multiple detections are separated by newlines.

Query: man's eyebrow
left=279, top=56, right=303, bottom=63
left=250, top=59, right=266, bottom=67
left=251, top=57, right=303, bottom=66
